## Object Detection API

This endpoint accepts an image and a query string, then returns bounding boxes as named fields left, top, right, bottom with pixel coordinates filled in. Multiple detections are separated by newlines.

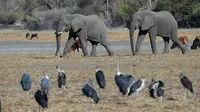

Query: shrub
left=0, top=11, right=9, bottom=24
left=0, top=11, right=24, bottom=24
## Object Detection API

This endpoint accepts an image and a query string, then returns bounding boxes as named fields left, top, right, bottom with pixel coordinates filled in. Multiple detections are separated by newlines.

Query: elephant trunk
left=55, top=34, right=61, bottom=55
left=62, top=37, right=76, bottom=57
left=129, top=26, right=135, bottom=55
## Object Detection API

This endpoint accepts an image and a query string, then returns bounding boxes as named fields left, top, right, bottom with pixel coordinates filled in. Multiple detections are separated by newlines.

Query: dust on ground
left=0, top=50, right=200, bottom=112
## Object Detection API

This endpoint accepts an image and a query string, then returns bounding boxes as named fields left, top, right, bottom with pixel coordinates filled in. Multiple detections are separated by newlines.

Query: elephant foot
left=181, top=49, right=187, bottom=54
left=152, top=52, right=157, bottom=55
left=60, top=54, right=66, bottom=58
left=162, top=51, right=169, bottom=54
left=55, top=53, right=58, bottom=56
left=109, top=52, right=114, bottom=56
left=181, top=46, right=188, bottom=54
left=83, top=54, right=89, bottom=57
left=133, top=51, right=140, bottom=56
left=90, top=54, right=96, bottom=57
left=109, top=54, right=114, bottom=56
left=90, top=55, right=96, bottom=57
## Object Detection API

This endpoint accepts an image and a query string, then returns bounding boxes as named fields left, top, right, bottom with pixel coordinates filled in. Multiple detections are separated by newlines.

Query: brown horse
left=191, top=36, right=200, bottom=49
left=171, top=36, right=188, bottom=49
left=68, top=37, right=82, bottom=53
left=26, top=33, right=39, bottom=40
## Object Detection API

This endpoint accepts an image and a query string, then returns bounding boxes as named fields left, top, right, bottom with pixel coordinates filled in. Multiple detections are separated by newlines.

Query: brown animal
left=68, top=37, right=82, bottom=53
left=171, top=36, right=188, bottom=49
left=26, top=33, right=39, bottom=40
left=191, top=36, right=200, bottom=49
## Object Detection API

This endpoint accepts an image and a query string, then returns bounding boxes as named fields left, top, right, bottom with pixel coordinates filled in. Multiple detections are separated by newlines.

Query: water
left=0, top=40, right=193, bottom=54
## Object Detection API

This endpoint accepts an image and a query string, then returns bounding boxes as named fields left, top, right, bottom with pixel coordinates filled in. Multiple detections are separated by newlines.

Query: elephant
left=171, top=36, right=188, bottom=49
left=129, top=11, right=188, bottom=55
left=191, top=36, right=200, bottom=49
left=55, top=14, right=114, bottom=57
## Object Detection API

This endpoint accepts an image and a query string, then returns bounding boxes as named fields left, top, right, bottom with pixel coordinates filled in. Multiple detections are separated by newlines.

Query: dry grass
left=0, top=28, right=200, bottom=42
left=1, top=50, right=200, bottom=112
left=1, top=29, right=200, bottom=111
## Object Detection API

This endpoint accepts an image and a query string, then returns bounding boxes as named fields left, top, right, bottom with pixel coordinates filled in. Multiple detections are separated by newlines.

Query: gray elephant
left=129, top=11, right=188, bottom=55
left=55, top=14, right=114, bottom=57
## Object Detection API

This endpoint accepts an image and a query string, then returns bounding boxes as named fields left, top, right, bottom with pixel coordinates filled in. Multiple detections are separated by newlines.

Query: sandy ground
left=0, top=29, right=200, bottom=112
left=0, top=28, right=200, bottom=42
left=0, top=51, right=200, bottom=112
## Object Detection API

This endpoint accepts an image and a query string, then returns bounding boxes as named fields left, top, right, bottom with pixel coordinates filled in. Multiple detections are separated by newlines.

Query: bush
left=0, top=11, right=9, bottom=24
left=7, top=12, right=21, bottom=24
left=24, top=14, right=58, bottom=30
left=0, top=11, right=24, bottom=24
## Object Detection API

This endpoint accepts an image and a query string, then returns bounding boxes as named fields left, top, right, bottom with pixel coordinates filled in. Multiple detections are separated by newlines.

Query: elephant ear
left=71, top=17, right=86, bottom=32
left=141, top=14, right=157, bottom=31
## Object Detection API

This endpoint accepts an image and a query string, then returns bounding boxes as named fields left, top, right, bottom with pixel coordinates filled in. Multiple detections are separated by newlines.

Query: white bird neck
left=116, top=72, right=121, bottom=76
left=96, top=69, right=101, bottom=72
left=43, top=75, right=49, bottom=79
left=57, top=68, right=61, bottom=73
left=116, top=63, right=120, bottom=75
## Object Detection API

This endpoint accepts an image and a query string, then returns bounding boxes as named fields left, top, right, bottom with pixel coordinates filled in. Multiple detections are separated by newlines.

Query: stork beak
left=179, top=72, right=184, bottom=78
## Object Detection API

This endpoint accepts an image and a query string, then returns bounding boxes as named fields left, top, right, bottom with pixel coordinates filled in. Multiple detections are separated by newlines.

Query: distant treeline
left=0, top=0, right=199, bottom=30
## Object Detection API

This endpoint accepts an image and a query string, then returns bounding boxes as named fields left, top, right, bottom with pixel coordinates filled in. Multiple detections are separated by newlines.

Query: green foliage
left=0, top=11, right=8, bottom=23
left=116, top=0, right=142, bottom=20
left=154, top=0, right=200, bottom=27
left=0, top=0, right=200, bottom=28
left=116, top=1, right=128, bottom=18
left=0, top=11, right=24, bottom=24
left=154, top=0, right=172, bottom=11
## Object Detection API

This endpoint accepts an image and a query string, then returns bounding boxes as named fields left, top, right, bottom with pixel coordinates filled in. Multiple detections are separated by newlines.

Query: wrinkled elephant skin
left=55, top=14, right=114, bottom=57
left=129, top=11, right=188, bottom=55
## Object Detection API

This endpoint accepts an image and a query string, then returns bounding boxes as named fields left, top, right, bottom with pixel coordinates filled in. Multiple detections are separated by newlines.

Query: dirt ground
left=0, top=29, right=200, bottom=112
left=0, top=28, right=200, bottom=42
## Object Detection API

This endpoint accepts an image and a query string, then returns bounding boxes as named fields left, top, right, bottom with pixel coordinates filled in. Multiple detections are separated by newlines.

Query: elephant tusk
left=57, top=32, right=63, bottom=35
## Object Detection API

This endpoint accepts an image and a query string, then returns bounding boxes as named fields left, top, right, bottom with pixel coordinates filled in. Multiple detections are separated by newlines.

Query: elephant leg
left=90, top=41, right=98, bottom=57
left=162, top=37, right=170, bottom=53
left=79, top=27, right=89, bottom=56
left=135, top=30, right=148, bottom=55
left=171, top=37, right=187, bottom=54
left=62, top=37, right=76, bottom=57
left=170, top=43, right=178, bottom=49
left=171, top=31, right=187, bottom=54
left=148, top=27, right=157, bottom=54
left=77, top=47, right=80, bottom=52
left=101, top=43, right=114, bottom=56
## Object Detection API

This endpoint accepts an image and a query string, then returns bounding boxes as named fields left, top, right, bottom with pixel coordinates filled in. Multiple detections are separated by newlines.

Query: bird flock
left=2, top=63, right=194, bottom=111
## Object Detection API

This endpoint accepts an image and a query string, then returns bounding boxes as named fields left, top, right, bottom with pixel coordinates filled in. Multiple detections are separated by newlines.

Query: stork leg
left=160, top=96, right=163, bottom=104
left=38, top=106, right=41, bottom=112
left=184, top=91, right=187, bottom=100
left=98, top=87, right=101, bottom=97
left=117, top=90, right=121, bottom=96
left=192, top=92, right=196, bottom=101
left=88, top=99, right=92, bottom=112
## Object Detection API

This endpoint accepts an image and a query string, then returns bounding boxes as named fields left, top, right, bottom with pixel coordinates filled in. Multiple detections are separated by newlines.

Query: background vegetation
left=0, top=0, right=199, bottom=30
